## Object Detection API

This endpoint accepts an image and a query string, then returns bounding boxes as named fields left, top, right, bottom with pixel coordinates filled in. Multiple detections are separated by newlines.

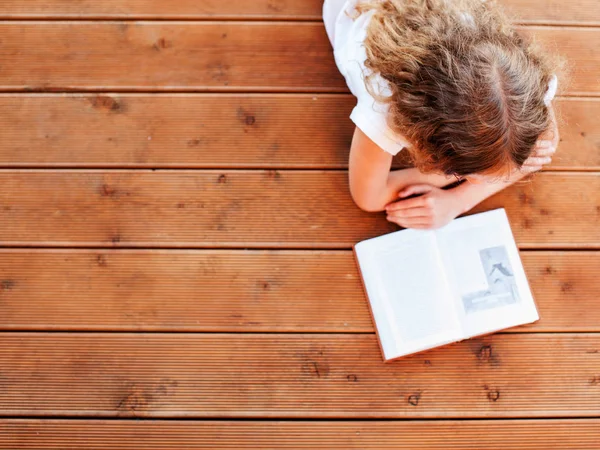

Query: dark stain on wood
left=218, top=174, right=227, bottom=184
left=544, top=266, right=556, bottom=275
left=560, top=281, right=574, bottom=293
left=487, top=390, right=501, bottom=402
left=302, top=360, right=330, bottom=379
left=117, top=379, right=178, bottom=415
left=522, top=217, right=533, bottom=229
left=475, top=344, right=501, bottom=367
left=483, top=385, right=500, bottom=402
left=208, top=63, right=230, bottom=83
left=153, top=38, right=173, bottom=51
left=177, top=202, right=185, bottom=209
left=111, top=235, right=121, bottom=244
left=100, top=183, right=118, bottom=197
left=298, top=347, right=330, bottom=379
left=237, top=107, right=256, bottom=128
left=187, top=138, right=206, bottom=147
left=266, top=170, right=281, bottom=180
left=580, top=131, right=587, bottom=137
left=1, top=280, right=15, bottom=290
left=478, top=345, right=493, bottom=362
left=540, top=208, right=550, bottom=216
left=96, top=254, right=107, bottom=267
left=89, top=95, right=122, bottom=113
left=347, top=374, right=358, bottom=382
left=518, top=192, right=535, bottom=206
left=408, top=392, right=421, bottom=406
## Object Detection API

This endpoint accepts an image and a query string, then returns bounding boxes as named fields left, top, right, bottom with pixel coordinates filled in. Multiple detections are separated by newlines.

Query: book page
left=435, top=209, right=539, bottom=338
left=355, top=229, right=462, bottom=359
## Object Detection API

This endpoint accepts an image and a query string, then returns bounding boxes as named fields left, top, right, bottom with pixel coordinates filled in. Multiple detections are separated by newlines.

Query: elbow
left=350, top=191, right=386, bottom=213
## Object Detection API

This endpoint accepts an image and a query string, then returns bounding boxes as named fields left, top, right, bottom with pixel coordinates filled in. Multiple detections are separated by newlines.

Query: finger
left=523, top=156, right=552, bottom=167
left=520, top=165, right=542, bottom=174
left=387, top=207, right=430, bottom=219
left=530, top=146, right=556, bottom=157
left=536, top=140, right=553, bottom=149
left=387, top=215, right=432, bottom=229
left=386, top=196, right=428, bottom=211
left=390, top=218, right=434, bottom=229
left=398, top=184, right=434, bottom=198
left=401, top=223, right=433, bottom=230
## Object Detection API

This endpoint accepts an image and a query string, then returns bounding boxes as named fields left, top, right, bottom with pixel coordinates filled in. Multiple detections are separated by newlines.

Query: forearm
left=450, top=170, right=529, bottom=214
left=380, top=168, right=455, bottom=208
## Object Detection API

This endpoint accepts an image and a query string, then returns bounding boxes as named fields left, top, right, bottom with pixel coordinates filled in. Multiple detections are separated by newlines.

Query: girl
left=323, top=0, right=562, bottom=229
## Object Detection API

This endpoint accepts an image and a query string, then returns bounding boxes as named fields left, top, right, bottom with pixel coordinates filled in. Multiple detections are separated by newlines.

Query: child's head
left=359, top=0, right=566, bottom=178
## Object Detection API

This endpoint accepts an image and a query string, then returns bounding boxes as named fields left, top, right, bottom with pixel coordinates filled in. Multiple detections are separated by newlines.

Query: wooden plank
left=0, top=250, right=597, bottom=333
left=504, top=0, right=600, bottom=25
left=0, top=171, right=597, bottom=248
left=1, top=419, right=599, bottom=449
left=0, top=95, right=596, bottom=170
left=517, top=27, right=600, bottom=97
left=0, top=24, right=595, bottom=94
left=0, top=333, right=599, bottom=418
left=0, top=0, right=599, bottom=26
left=0, top=22, right=345, bottom=93
left=0, top=0, right=325, bottom=20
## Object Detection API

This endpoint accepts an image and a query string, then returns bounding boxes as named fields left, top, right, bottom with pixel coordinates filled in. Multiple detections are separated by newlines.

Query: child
left=323, top=0, right=562, bottom=229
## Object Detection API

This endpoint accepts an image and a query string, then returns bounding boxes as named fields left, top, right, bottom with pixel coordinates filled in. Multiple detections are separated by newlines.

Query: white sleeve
left=331, top=5, right=410, bottom=156
left=347, top=61, right=411, bottom=156
left=350, top=100, right=409, bottom=156
left=544, top=74, right=558, bottom=106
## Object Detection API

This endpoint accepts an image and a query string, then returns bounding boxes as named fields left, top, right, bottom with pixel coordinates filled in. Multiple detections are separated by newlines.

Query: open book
left=353, top=208, right=539, bottom=362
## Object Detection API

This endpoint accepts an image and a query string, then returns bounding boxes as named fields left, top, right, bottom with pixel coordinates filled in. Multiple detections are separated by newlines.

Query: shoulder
left=326, top=1, right=410, bottom=155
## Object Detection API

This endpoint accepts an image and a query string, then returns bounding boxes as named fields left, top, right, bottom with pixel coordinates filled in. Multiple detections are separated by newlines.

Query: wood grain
left=0, top=24, right=593, bottom=94
left=0, top=22, right=345, bottom=92
left=0, top=0, right=599, bottom=25
left=0, top=95, right=596, bottom=170
left=1, top=419, right=599, bottom=449
left=0, top=0, right=325, bottom=20
left=1, top=333, right=599, bottom=418
left=0, top=171, right=597, bottom=248
left=0, top=250, right=597, bottom=333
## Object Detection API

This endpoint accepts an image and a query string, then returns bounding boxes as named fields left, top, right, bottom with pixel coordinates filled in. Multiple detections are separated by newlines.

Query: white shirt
left=323, top=0, right=558, bottom=156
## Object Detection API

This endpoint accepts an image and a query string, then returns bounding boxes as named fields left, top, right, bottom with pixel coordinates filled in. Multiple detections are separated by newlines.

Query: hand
left=520, top=138, right=556, bottom=174
left=385, top=184, right=462, bottom=230
left=521, top=104, right=559, bottom=174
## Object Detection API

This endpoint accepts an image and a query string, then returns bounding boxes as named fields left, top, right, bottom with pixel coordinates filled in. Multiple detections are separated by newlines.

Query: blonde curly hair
left=357, top=0, right=566, bottom=177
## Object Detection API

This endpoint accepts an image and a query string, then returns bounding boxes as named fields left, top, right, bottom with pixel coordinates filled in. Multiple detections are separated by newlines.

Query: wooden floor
left=0, top=1, right=599, bottom=448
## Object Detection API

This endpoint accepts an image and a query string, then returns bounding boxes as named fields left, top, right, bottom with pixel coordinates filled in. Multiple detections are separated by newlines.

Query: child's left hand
left=521, top=103, right=560, bottom=173
left=521, top=137, right=557, bottom=174
left=385, top=184, right=462, bottom=230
